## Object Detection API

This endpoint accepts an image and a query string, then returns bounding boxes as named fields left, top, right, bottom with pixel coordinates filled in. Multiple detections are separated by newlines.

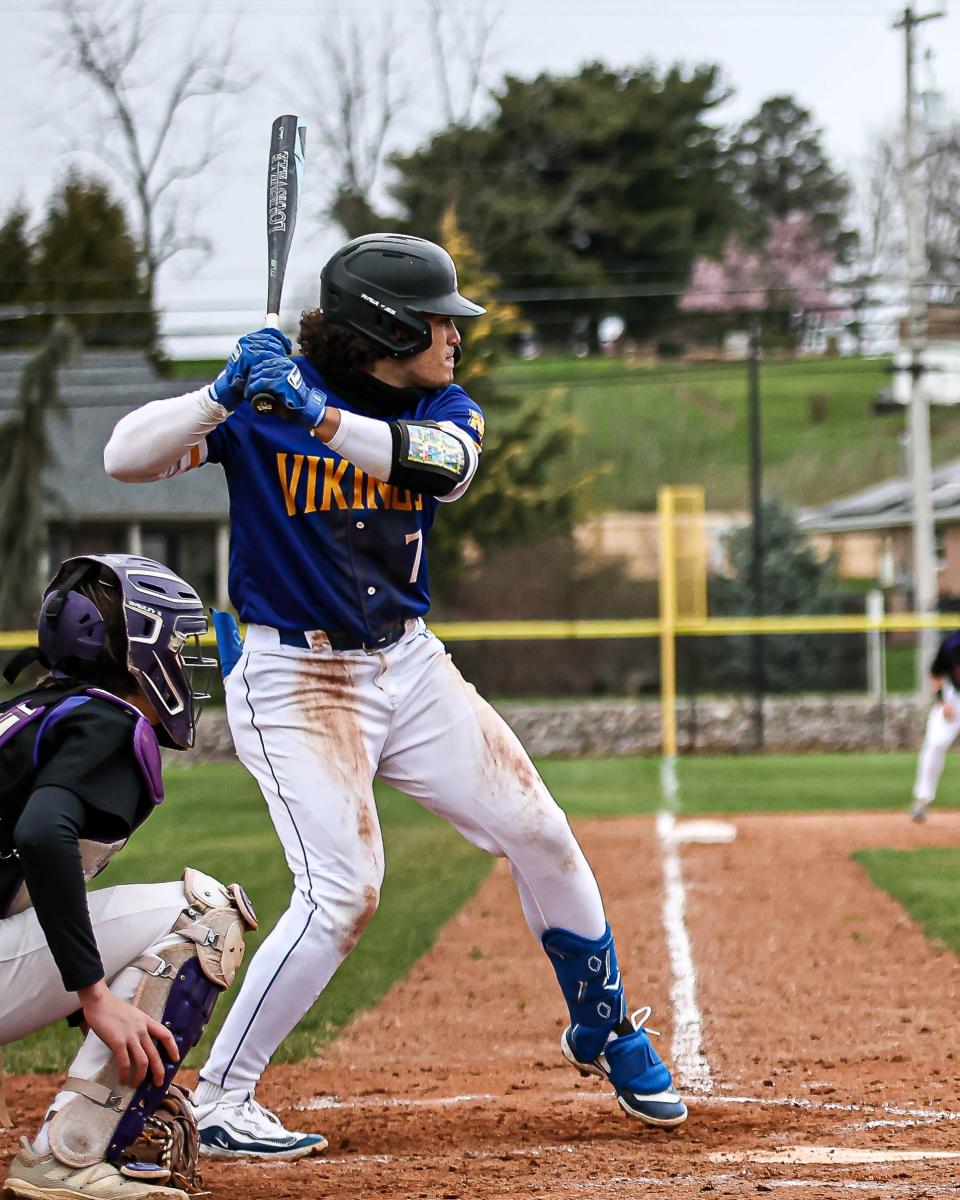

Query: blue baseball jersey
left=203, top=357, right=484, bottom=639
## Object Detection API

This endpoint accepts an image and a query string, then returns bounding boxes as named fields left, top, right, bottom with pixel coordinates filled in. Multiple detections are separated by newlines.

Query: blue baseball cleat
left=196, top=1090, right=327, bottom=1160
left=561, top=1007, right=688, bottom=1128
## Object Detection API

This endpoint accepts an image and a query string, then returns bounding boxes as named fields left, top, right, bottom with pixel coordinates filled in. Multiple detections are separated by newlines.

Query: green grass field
left=855, top=847, right=960, bottom=959
left=9, top=752, right=959, bottom=1074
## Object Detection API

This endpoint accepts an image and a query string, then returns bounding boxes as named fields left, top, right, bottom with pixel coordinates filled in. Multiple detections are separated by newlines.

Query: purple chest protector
left=82, top=689, right=164, bottom=809
left=23, top=689, right=164, bottom=810
left=0, top=690, right=164, bottom=917
left=0, top=691, right=163, bottom=912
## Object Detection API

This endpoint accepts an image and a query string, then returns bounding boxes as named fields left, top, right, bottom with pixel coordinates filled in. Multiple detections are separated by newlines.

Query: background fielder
left=104, top=233, right=687, bottom=1158
left=911, top=630, right=960, bottom=822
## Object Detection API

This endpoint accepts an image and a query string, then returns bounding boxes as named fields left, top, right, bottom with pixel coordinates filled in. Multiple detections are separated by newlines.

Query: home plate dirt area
left=5, top=811, right=960, bottom=1200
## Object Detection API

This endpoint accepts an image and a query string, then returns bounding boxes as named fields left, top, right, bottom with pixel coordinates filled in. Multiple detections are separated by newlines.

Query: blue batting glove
left=208, top=328, right=292, bottom=411
left=244, top=356, right=328, bottom=430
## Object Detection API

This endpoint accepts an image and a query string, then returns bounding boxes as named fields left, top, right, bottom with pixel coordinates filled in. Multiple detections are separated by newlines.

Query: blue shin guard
left=543, top=923, right=684, bottom=1125
left=541, top=923, right=626, bottom=1061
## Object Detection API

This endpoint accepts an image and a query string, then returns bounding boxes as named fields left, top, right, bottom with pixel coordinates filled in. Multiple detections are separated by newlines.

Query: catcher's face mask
left=38, top=554, right=217, bottom=750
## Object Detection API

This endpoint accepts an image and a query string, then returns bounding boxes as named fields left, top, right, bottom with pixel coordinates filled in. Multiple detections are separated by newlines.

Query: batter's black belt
left=277, top=617, right=409, bottom=654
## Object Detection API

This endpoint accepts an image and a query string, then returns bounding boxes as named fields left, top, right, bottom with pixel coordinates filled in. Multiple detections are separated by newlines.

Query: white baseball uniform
left=105, top=372, right=608, bottom=1097
left=913, top=680, right=960, bottom=806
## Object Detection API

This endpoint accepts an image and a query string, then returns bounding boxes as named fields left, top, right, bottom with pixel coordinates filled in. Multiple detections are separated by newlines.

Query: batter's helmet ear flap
left=320, top=233, right=485, bottom=358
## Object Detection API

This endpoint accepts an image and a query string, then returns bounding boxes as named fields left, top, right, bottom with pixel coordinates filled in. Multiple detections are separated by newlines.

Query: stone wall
left=179, top=695, right=930, bottom=763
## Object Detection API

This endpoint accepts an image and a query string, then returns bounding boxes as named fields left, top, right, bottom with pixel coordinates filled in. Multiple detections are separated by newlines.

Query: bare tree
left=924, top=127, right=960, bottom=294
left=849, top=123, right=960, bottom=352
left=856, top=122, right=960, bottom=295
left=303, top=6, right=410, bottom=239
left=54, top=0, right=246, bottom=339
left=855, top=133, right=903, bottom=284
left=424, top=0, right=501, bottom=129
left=302, top=1, right=501, bottom=241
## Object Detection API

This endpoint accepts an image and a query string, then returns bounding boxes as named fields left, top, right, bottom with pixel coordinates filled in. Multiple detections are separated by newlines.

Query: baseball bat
left=250, top=113, right=307, bottom=414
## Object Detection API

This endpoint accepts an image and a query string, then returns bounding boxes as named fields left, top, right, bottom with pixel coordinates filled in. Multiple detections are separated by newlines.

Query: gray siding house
left=1, top=350, right=230, bottom=611
left=798, top=457, right=960, bottom=602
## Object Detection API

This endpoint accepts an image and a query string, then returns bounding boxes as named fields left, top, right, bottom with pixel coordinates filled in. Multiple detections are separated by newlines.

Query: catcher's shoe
left=195, top=1090, right=326, bottom=1160
left=3, top=1137, right=187, bottom=1200
left=561, top=1007, right=688, bottom=1128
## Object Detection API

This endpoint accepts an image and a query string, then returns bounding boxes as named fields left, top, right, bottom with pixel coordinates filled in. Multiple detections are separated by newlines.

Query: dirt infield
left=5, top=810, right=960, bottom=1199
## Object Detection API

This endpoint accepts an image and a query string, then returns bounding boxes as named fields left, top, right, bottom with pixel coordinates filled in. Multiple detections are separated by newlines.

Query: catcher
left=0, top=553, right=257, bottom=1200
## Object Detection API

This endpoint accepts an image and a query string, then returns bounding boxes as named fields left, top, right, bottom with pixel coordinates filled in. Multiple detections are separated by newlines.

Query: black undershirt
left=320, top=363, right=425, bottom=419
left=0, top=684, right=150, bottom=992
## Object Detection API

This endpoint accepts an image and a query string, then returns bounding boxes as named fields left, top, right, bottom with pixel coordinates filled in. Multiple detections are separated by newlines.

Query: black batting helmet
left=320, top=233, right=486, bottom=357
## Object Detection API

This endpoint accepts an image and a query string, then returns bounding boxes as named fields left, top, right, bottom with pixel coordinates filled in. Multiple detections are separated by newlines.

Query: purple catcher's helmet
left=37, top=554, right=216, bottom=750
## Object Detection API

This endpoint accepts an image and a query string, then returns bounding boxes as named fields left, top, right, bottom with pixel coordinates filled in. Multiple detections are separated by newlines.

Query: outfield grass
left=855, top=847, right=960, bottom=959
left=9, top=753, right=956, bottom=1073
left=544, top=751, right=926, bottom=817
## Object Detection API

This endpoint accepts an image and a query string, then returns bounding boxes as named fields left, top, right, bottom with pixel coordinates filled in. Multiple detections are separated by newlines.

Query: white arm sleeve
left=436, top=421, right=480, bottom=503
left=324, top=408, right=394, bottom=481
left=103, top=386, right=230, bottom=482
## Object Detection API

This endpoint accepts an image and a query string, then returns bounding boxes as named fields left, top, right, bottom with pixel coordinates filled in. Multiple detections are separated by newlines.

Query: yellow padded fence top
left=1, top=612, right=958, bottom=652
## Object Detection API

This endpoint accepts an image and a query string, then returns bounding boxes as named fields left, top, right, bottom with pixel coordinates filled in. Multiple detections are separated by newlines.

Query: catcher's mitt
left=115, top=1083, right=204, bottom=1194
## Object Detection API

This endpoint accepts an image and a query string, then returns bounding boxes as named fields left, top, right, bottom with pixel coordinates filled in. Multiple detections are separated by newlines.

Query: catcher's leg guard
left=46, top=869, right=257, bottom=1171
left=541, top=923, right=626, bottom=1062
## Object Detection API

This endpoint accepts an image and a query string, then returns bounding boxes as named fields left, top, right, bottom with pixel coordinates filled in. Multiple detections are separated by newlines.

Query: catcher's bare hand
left=77, top=981, right=179, bottom=1086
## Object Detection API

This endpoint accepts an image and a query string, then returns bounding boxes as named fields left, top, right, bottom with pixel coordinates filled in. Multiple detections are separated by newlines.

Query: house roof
left=798, top=458, right=960, bottom=533
left=0, top=348, right=228, bottom=522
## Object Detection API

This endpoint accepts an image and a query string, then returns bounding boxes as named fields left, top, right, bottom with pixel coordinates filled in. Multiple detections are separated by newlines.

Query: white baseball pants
left=201, top=620, right=608, bottom=1094
left=913, top=683, right=960, bottom=805
left=0, top=882, right=188, bottom=1143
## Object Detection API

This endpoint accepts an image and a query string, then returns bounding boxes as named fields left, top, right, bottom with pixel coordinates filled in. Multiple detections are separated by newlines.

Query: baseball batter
left=0, top=554, right=255, bottom=1200
left=911, top=630, right=960, bottom=821
left=104, top=233, right=687, bottom=1158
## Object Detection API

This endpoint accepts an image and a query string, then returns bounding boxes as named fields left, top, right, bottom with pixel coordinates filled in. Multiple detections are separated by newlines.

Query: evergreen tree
left=707, top=498, right=841, bottom=691
left=391, top=63, right=737, bottom=342
left=0, top=205, right=34, bottom=331
left=428, top=209, right=591, bottom=591
left=0, top=324, right=79, bottom=628
left=726, top=96, right=854, bottom=260
left=32, top=172, right=154, bottom=346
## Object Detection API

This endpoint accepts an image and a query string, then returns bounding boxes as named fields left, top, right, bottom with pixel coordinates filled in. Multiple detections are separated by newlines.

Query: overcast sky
left=0, top=0, right=956, bottom=357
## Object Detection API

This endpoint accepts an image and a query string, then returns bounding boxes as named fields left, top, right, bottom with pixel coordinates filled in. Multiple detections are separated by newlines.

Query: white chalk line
left=656, top=808, right=712, bottom=1093
left=297, top=1089, right=960, bottom=1124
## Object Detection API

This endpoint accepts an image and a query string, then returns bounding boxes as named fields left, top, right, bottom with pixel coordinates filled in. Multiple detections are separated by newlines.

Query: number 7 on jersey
left=405, top=531, right=423, bottom=583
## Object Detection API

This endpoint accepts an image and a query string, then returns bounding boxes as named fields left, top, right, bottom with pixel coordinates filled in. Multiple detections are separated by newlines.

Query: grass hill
left=496, top=354, right=960, bottom=514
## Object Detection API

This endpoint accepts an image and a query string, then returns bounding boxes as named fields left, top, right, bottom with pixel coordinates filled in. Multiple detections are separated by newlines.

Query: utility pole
left=894, top=5, right=943, bottom=690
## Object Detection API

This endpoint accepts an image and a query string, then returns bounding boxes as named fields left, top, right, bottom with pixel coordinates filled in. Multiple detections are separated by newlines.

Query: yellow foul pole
left=658, top=487, right=678, bottom=761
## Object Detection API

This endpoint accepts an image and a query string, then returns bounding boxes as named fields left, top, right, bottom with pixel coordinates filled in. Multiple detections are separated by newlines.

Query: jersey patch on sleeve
left=466, top=410, right=485, bottom=447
